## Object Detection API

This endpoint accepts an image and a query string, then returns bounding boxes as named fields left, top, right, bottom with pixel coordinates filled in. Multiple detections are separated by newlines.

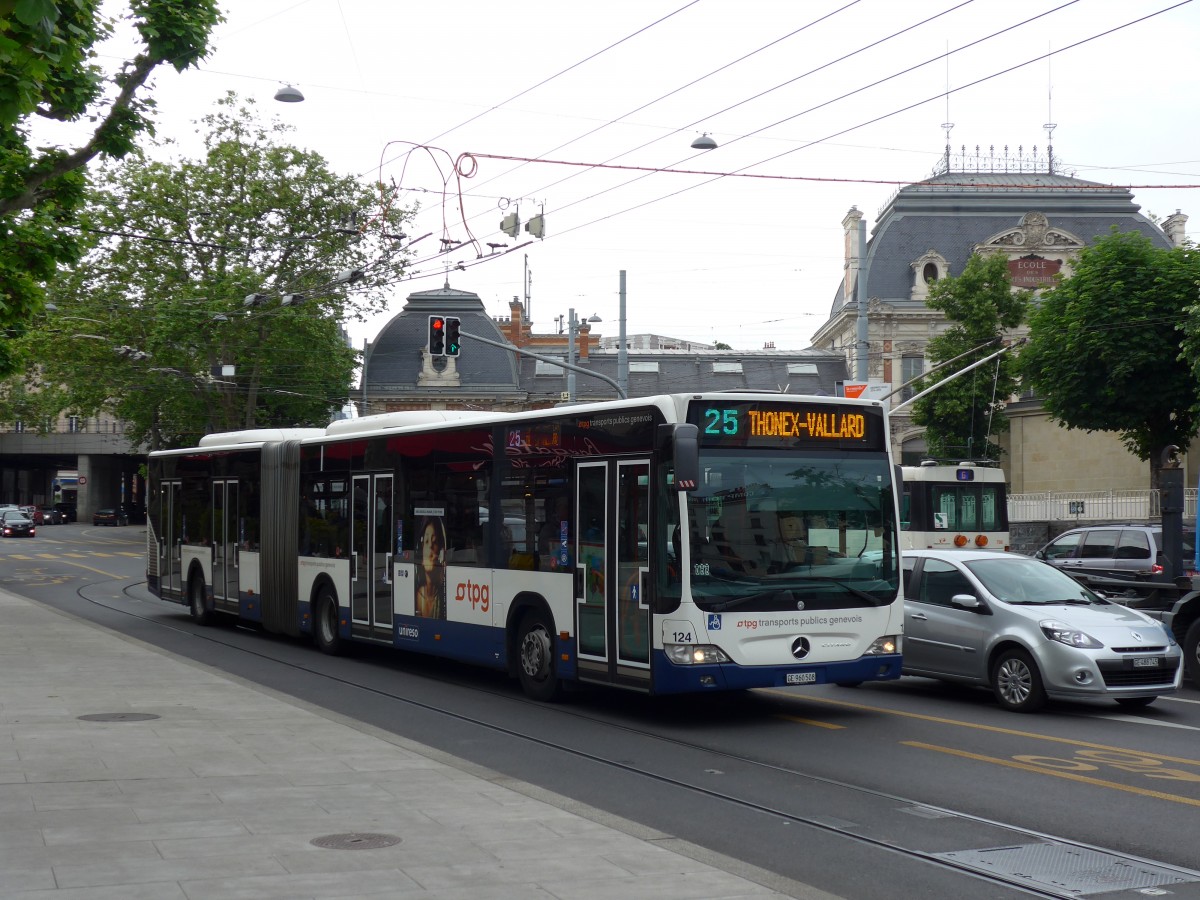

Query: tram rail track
left=59, top=577, right=1200, bottom=899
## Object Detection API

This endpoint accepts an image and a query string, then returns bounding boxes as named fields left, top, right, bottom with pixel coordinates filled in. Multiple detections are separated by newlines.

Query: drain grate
left=938, top=843, right=1198, bottom=896
left=77, top=713, right=161, bottom=722
left=311, top=833, right=402, bottom=851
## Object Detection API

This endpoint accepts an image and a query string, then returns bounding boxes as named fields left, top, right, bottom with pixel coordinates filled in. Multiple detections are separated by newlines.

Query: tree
left=0, top=0, right=222, bottom=375
left=1021, top=229, right=1200, bottom=487
left=909, top=253, right=1028, bottom=461
left=8, top=95, right=413, bottom=449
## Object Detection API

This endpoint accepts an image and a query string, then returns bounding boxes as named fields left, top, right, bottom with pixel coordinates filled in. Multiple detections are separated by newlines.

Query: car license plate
left=786, top=672, right=817, bottom=685
left=1133, top=657, right=1161, bottom=668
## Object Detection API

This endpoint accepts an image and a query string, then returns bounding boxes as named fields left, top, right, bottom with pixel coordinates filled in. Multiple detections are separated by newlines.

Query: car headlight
left=664, top=644, right=731, bottom=665
left=1040, top=620, right=1103, bottom=649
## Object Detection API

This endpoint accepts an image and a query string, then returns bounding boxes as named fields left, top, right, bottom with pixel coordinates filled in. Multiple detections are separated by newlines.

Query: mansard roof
left=830, top=170, right=1172, bottom=315
left=364, top=285, right=520, bottom=394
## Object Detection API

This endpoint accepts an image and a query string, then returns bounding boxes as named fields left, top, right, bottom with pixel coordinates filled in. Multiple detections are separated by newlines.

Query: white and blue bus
left=901, top=461, right=1010, bottom=552
left=146, top=393, right=903, bottom=699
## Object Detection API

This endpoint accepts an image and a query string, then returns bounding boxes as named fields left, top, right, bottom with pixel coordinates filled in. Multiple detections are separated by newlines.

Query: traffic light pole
left=455, top=328, right=628, bottom=400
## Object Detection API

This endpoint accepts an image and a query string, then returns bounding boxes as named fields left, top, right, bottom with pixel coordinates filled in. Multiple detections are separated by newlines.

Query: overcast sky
left=86, top=0, right=1200, bottom=352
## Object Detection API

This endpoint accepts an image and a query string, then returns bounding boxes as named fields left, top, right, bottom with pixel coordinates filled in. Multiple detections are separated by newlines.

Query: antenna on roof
left=941, top=41, right=953, bottom=170
left=1044, top=41, right=1056, bottom=175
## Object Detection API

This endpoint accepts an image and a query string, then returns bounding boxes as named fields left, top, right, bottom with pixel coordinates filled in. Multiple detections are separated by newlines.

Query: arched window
left=923, top=262, right=939, bottom=284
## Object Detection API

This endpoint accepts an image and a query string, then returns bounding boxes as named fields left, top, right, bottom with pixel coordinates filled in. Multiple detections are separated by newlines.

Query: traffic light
left=525, top=214, right=545, bottom=239
left=445, top=317, right=462, bottom=357
left=500, top=212, right=519, bottom=237
left=428, top=315, right=445, bottom=355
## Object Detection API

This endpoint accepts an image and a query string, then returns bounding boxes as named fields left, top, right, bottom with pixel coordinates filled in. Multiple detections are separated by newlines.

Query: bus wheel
left=314, top=588, right=343, bottom=655
left=188, top=574, right=210, bottom=626
left=517, top=609, right=561, bottom=702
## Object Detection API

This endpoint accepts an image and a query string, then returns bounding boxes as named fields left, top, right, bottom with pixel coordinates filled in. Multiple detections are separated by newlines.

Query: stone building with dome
left=809, top=146, right=1191, bottom=492
left=359, top=286, right=850, bottom=413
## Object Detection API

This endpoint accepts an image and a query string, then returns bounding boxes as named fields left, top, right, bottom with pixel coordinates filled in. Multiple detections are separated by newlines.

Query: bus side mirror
left=671, top=424, right=699, bottom=492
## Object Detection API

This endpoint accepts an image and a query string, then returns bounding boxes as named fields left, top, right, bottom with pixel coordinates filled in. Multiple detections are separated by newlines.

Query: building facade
left=810, top=146, right=1190, bottom=491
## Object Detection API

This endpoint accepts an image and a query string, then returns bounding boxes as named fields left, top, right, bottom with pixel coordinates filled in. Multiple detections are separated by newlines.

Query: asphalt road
left=6, top=523, right=1200, bottom=900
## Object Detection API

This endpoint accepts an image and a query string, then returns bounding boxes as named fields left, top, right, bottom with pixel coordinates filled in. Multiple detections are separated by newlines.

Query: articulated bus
left=146, top=393, right=903, bottom=699
left=901, top=461, right=1010, bottom=551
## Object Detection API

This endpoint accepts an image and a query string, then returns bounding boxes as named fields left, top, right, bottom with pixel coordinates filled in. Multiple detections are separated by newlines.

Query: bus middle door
left=575, top=459, right=651, bottom=690
left=351, top=474, right=394, bottom=642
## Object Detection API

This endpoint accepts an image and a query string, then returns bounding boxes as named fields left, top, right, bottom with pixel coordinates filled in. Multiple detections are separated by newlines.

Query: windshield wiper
left=708, top=589, right=801, bottom=612
left=788, top=576, right=890, bottom=607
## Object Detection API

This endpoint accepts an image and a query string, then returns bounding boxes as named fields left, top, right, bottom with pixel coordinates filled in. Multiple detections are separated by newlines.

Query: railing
left=1009, top=489, right=1198, bottom=523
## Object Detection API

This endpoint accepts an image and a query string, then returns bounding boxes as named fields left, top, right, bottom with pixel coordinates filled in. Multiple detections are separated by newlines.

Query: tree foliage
left=1021, top=228, right=1200, bottom=485
left=909, top=253, right=1028, bottom=461
left=6, top=95, right=414, bottom=449
left=0, top=0, right=222, bottom=376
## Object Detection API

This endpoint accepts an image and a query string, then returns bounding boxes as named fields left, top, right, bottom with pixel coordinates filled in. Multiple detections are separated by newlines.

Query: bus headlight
left=665, top=644, right=731, bottom=665
left=864, top=635, right=900, bottom=655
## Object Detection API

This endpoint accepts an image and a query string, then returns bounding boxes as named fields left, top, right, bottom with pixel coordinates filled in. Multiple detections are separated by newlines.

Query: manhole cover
left=77, top=713, right=161, bottom=722
left=310, top=833, right=402, bottom=850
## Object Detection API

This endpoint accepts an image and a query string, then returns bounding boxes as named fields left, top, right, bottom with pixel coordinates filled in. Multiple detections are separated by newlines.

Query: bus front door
left=351, top=474, right=394, bottom=641
left=575, top=459, right=651, bottom=690
left=211, top=480, right=239, bottom=613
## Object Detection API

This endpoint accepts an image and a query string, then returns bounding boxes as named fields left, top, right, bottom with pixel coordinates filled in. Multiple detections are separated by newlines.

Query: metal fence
left=1009, top=489, right=1198, bottom=524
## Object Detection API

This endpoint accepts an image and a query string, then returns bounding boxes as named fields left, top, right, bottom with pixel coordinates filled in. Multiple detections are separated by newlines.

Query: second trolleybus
left=900, top=460, right=1010, bottom=551
left=146, top=392, right=903, bottom=699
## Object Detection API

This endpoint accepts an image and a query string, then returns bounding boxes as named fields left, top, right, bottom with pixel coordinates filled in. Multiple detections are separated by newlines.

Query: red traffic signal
left=428, top=315, right=446, bottom=355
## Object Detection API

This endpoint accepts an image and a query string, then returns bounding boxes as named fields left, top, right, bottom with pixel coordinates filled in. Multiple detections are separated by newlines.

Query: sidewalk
left=0, top=589, right=837, bottom=900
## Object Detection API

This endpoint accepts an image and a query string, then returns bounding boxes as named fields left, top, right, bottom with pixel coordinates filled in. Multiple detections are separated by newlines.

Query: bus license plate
left=786, top=672, right=817, bottom=684
left=1133, top=657, right=1161, bottom=668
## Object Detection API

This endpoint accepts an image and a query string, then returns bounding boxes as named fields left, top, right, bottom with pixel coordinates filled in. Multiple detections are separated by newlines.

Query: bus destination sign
left=689, top=401, right=883, bottom=450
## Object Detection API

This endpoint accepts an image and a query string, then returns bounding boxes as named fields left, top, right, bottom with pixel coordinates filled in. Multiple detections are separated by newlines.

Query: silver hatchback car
left=901, top=549, right=1182, bottom=712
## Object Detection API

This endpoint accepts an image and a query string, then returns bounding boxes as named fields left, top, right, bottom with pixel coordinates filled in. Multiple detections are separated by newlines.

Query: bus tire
left=188, top=573, right=210, bottom=626
left=990, top=648, right=1046, bottom=712
left=517, top=609, right=561, bottom=702
left=1184, top=618, right=1200, bottom=687
left=314, top=587, right=343, bottom=655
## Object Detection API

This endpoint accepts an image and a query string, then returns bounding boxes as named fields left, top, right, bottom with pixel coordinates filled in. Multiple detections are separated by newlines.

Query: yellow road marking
left=49, top=559, right=124, bottom=579
left=777, top=715, right=845, bottom=730
left=765, top=689, right=1200, bottom=767
left=903, top=741, right=1200, bottom=808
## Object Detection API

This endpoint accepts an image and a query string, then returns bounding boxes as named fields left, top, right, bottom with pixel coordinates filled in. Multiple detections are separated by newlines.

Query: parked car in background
left=20, top=506, right=43, bottom=526
left=54, top=502, right=77, bottom=523
left=93, top=507, right=129, bottom=526
left=40, top=507, right=64, bottom=525
left=898, top=548, right=1181, bottom=712
left=1035, top=524, right=1195, bottom=585
left=1, top=510, right=36, bottom=538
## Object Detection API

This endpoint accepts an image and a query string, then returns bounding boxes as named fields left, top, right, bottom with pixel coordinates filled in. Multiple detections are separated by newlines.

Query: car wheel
left=1184, top=619, right=1200, bottom=687
left=313, top=587, right=343, bottom=655
left=188, top=574, right=210, bottom=626
left=1115, top=696, right=1156, bottom=709
left=834, top=681, right=862, bottom=688
left=990, top=648, right=1046, bottom=712
left=517, top=609, right=562, bottom=701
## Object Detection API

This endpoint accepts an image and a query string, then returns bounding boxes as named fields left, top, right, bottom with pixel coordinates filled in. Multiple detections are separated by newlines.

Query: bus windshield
left=685, top=452, right=899, bottom=612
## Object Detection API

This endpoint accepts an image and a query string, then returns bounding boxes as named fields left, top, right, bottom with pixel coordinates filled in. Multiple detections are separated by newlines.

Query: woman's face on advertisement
left=421, top=522, right=441, bottom=569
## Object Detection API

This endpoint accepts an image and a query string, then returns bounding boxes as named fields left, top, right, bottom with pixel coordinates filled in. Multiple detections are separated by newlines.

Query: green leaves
left=910, top=254, right=1028, bottom=461
left=13, top=95, right=413, bottom=449
left=1021, top=228, right=1200, bottom=478
left=0, top=0, right=221, bottom=379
